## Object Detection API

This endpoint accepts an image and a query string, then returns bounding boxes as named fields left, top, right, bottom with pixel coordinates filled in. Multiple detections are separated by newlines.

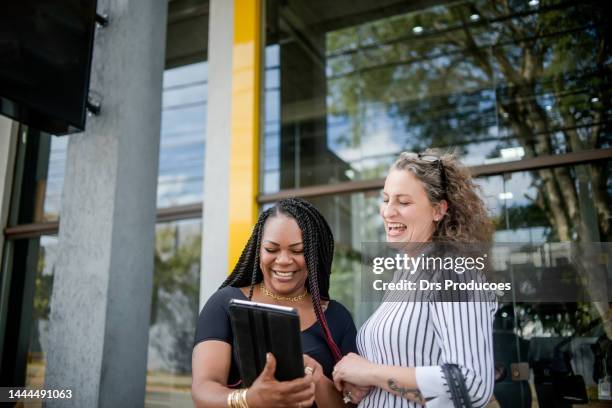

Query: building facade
left=0, top=0, right=610, bottom=406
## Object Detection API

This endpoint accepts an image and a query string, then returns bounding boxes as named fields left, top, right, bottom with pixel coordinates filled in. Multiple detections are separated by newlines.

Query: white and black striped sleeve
left=414, top=300, right=497, bottom=408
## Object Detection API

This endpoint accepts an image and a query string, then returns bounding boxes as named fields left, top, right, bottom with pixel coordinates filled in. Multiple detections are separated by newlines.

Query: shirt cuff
left=415, top=366, right=446, bottom=399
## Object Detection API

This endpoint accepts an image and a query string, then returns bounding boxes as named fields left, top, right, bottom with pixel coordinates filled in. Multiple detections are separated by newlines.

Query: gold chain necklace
left=259, top=282, right=308, bottom=302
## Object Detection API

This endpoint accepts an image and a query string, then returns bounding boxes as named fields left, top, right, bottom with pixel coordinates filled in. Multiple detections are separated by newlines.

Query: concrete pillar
left=200, top=0, right=234, bottom=309
left=44, top=1, right=167, bottom=407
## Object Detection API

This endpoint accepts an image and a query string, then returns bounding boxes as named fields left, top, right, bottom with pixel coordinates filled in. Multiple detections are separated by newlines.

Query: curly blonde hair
left=391, top=150, right=493, bottom=242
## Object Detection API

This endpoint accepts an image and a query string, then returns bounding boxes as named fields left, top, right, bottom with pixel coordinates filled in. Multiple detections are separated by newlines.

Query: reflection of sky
left=40, top=235, right=59, bottom=275
left=158, top=61, right=207, bottom=208
left=44, top=137, right=68, bottom=219
left=475, top=171, right=550, bottom=243
left=327, top=113, right=401, bottom=177
left=474, top=171, right=538, bottom=216
left=493, top=227, right=548, bottom=243
left=323, top=97, right=512, bottom=181
left=325, top=76, right=506, bottom=175
left=262, top=45, right=281, bottom=193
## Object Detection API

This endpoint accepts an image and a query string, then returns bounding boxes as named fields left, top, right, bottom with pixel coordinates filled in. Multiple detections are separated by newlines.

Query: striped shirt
left=356, top=267, right=498, bottom=408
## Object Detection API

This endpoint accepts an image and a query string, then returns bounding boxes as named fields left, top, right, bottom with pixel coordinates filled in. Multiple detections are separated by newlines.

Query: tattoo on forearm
left=387, top=378, right=427, bottom=405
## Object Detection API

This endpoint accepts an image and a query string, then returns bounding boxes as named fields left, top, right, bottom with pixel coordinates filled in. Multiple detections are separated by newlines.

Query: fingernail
left=266, top=352, right=271, bottom=361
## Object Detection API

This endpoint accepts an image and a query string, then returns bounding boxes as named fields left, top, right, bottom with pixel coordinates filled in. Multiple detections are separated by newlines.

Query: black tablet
left=228, top=299, right=304, bottom=386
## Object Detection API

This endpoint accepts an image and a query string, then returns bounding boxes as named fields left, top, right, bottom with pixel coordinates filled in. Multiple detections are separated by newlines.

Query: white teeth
left=273, top=270, right=294, bottom=277
left=388, top=223, right=406, bottom=229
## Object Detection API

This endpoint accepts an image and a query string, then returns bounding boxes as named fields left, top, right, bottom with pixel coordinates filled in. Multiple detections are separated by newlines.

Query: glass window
left=7, top=129, right=56, bottom=224
left=42, top=137, right=67, bottom=222
left=158, top=61, right=208, bottom=208
left=20, top=221, right=204, bottom=408
left=475, top=161, right=611, bottom=243
left=477, top=163, right=611, bottom=406
left=145, top=219, right=202, bottom=407
left=262, top=0, right=610, bottom=192
left=25, top=236, right=58, bottom=390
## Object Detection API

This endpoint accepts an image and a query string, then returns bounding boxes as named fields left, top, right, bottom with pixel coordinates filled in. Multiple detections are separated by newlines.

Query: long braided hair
left=220, top=198, right=343, bottom=362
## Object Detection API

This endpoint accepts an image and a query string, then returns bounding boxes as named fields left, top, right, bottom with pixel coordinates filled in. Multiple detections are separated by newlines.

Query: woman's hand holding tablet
left=244, top=353, right=315, bottom=408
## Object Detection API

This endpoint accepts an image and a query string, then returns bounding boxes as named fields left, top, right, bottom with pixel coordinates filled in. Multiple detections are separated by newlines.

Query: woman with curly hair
left=192, top=198, right=357, bottom=408
left=332, top=151, right=498, bottom=408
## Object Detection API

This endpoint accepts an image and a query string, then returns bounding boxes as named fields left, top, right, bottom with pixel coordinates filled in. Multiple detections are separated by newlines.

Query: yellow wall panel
left=228, top=0, right=261, bottom=271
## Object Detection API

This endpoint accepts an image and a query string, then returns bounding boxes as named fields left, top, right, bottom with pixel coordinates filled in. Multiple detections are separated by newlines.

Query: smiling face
left=259, top=213, right=308, bottom=297
left=381, top=169, right=446, bottom=243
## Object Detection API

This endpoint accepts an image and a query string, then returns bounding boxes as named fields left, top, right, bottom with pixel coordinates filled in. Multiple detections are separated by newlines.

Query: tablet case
left=228, top=299, right=304, bottom=386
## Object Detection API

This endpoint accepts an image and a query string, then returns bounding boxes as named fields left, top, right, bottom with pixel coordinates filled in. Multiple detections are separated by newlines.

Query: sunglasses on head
left=402, top=152, right=448, bottom=199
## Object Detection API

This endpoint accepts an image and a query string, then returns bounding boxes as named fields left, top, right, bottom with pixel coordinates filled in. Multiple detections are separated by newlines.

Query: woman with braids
left=332, top=151, right=498, bottom=408
left=192, top=198, right=358, bottom=408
